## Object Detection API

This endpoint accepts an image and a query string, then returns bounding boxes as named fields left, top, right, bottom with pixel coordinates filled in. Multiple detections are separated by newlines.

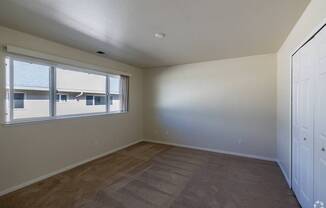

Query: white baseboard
left=0, top=139, right=143, bottom=196
left=145, top=139, right=276, bottom=162
left=277, top=160, right=291, bottom=188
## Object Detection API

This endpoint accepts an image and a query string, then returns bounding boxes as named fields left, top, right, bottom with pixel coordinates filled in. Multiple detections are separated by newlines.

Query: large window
left=5, top=55, right=129, bottom=123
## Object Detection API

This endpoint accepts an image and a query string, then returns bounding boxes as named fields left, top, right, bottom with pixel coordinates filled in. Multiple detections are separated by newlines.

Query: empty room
left=0, top=0, right=325, bottom=207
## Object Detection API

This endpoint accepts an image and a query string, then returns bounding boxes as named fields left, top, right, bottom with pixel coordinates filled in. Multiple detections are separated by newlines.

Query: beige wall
left=144, top=54, right=277, bottom=159
left=276, top=0, right=326, bottom=182
left=0, top=26, right=143, bottom=193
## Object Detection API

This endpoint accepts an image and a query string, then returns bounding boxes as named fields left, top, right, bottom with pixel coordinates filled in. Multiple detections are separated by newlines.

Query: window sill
left=2, top=111, right=128, bottom=127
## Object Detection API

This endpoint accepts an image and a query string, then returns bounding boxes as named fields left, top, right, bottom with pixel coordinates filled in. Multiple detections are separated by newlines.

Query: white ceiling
left=0, top=0, right=310, bottom=68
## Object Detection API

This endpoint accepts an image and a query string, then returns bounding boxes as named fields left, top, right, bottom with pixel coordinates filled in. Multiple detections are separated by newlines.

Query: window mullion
left=106, top=75, right=110, bottom=113
left=50, top=66, right=56, bottom=117
left=9, top=58, right=14, bottom=122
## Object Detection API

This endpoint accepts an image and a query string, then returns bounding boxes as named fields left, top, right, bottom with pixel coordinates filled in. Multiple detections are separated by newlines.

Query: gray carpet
left=0, top=142, right=299, bottom=208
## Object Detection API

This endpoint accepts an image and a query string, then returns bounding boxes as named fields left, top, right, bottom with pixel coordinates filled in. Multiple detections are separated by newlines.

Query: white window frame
left=4, top=54, right=129, bottom=125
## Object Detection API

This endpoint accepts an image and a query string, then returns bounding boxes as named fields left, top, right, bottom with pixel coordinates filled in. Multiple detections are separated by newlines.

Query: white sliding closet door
left=314, top=26, right=326, bottom=205
left=292, top=25, right=326, bottom=208
left=292, top=37, right=315, bottom=208
left=299, top=39, right=315, bottom=208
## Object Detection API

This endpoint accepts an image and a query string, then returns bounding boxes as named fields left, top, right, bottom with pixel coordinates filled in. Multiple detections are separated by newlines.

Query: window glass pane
left=56, top=68, right=106, bottom=115
left=13, top=59, right=50, bottom=119
left=109, top=76, right=121, bottom=112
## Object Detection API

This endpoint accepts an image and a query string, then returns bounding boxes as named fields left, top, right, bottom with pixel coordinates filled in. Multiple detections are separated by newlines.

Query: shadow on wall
left=144, top=54, right=277, bottom=159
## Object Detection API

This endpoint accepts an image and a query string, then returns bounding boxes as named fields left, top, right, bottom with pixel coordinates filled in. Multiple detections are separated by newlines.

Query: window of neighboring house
left=5, top=55, right=129, bottom=123
left=56, top=93, right=68, bottom=102
left=95, top=96, right=106, bottom=105
left=14, top=93, right=25, bottom=109
left=61, top=94, right=67, bottom=102
left=86, top=95, right=94, bottom=106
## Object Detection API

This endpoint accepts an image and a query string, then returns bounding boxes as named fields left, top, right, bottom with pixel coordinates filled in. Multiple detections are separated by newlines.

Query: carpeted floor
left=0, top=142, right=299, bottom=208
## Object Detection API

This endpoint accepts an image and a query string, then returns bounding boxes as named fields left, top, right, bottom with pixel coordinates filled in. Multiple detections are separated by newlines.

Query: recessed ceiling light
left=96, top=50, right=105, bottom=55
left=154, top=33, right=166, bottom=39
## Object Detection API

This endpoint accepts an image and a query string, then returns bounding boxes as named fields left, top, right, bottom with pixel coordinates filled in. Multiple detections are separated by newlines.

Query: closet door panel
left=292, top=138, right=300, bottom=193
left=315, top=76, right=326, bottom=203
left=292, top=53, right=301, bottom=196
left=298, top=40, right=315, bottom=208
left=314, top=27, right=326, bottom=205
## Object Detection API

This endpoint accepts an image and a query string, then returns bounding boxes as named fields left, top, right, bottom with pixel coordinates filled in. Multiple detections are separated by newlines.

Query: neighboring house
left=8, top=60, right=121, bottom=119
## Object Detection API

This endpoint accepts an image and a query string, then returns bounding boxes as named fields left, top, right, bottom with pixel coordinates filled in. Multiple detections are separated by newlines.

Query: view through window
left=5, top=56, right=129, bottom=123
left=12, top=59, right=50, bottom=120
left=109, top=75, right=122, bottom=112
left=56, top=68, right=107, bottom=116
